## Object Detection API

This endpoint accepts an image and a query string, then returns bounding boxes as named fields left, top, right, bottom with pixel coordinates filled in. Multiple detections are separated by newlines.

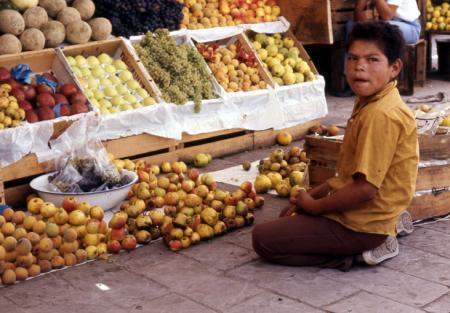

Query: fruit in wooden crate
left=198, top=41, right=267, bottom=92
left=179, top=0, right=281, bottom=29
left=133, top=29, right=217, bottom=112
left=425, top=0, right=450, bottom=31
left=67, top=54, right=156, bottom=115
left=251, top=33, right=316, bottom=85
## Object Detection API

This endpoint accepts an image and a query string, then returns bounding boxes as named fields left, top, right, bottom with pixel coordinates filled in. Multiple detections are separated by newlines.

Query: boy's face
left=346, top=40, right=401, bottom=99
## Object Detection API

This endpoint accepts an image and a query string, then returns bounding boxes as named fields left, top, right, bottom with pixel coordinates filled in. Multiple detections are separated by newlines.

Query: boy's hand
left=279, top=204, right=297, bottom=218
left=290, top=190, right=321, bottom=215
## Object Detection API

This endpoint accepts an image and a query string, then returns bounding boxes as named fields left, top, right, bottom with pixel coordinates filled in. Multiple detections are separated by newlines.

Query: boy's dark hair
left=346, top=21, right=406, bottom=64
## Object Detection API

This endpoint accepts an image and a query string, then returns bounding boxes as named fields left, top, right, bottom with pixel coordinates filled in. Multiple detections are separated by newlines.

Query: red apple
left=36, top=93, right=55, bottom=108
left=5, top=78, right=21, bottom=90
left=0, top=67, right=11, bottom=82
left=22, top=85, right=37, bottom=101
left=25, top=110, right=39, bottom=123
left=109, top=227, right=126, bottom=241
left=70, top=101, right=88, bottom=115
left=59, top=83, right=78, bottom=98
left=70, top=92, right=87, bottom=104
left=10, top=88, right=26, bottom=102
left=121, top=235, right=137, bottom=251
left=18, top=100, right=33, bottom=111
left=59, top=104, right=71, bottom=116
left=37, top=84, right=54, bottom=94
left=54, top=93, right=69, bottom=106
left=37, top=106, right=55, bottom=121
left=107, top=240, right=121, bottom=254
left=62, top=196, right=77, bottom=213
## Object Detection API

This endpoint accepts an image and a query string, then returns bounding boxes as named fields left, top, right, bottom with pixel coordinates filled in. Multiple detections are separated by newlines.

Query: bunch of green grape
left=134, top=29, right=216, bottom=112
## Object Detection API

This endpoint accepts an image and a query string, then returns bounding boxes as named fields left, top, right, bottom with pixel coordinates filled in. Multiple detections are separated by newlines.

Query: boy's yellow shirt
left=325, top=81, right=419, bottom=236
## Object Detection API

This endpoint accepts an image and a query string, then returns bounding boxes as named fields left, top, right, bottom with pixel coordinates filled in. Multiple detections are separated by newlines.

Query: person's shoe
left=362, top=236, right=399, bottom=266
left=396, top=210, right=414, bottom=236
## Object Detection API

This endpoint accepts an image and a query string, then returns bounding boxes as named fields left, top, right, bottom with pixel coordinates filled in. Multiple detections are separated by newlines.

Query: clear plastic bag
left=45, top=115, right=129, bottom=193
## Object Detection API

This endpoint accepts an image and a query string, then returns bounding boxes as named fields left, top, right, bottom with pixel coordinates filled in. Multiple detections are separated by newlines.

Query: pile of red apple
left=0, top=66, right=90, bottom=124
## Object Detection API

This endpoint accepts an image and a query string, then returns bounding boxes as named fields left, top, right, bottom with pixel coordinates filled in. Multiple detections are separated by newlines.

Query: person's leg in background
left=252, top=214, right=387, bottom=271
left=388, top=19, right=421, bottom=44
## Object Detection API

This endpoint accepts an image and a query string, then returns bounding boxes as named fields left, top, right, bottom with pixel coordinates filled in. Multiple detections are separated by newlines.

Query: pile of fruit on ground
left=0, top=157, right=266, bottom=286
left=0, top=0, right=112, bottom=55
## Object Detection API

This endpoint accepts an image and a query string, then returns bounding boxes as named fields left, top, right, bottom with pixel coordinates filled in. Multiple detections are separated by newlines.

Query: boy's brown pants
left=252, top=214, right=387, bottom=271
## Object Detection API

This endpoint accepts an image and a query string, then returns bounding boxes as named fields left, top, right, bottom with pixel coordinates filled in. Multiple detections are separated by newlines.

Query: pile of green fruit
left=254, top=146, right=309, bottom=197
left=133, top=29, right=217, bottom=112
left=250, top=32, right=316, bottom=86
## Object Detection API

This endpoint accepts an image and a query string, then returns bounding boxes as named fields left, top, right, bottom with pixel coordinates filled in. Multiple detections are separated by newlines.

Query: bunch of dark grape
left=95, top=0, right=184, bottom=37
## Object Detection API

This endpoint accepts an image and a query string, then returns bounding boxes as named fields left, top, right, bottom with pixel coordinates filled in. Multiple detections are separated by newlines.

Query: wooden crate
left=0, top=120, right=318, bottom=207
left=58, top=38, right=160, bottom=101
left=244, top=29, right=319, bottom=85
left=304, top=134, right=450, bottom=220
left=0, top=49, right=92, bottom=139
left=192, top=33, right=274, bottom=92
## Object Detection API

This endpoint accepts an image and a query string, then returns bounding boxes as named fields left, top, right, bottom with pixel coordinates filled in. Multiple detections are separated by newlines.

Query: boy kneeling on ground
left=252, top=21, right=418, bottom=271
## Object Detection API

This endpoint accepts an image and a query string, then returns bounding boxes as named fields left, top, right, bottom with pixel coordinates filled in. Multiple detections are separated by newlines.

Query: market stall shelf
left=304, top=134, right=450, bottom=221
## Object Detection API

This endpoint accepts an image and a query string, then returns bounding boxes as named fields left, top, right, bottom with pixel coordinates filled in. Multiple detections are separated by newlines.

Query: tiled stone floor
left=1, top=78, right=449, bottom=312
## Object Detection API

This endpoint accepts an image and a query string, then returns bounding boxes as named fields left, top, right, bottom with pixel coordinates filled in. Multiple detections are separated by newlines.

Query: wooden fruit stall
left=304, top=134, right=450, bottom=221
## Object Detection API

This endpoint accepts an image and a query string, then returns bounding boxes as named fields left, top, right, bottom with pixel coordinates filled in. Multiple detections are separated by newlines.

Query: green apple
left=67, top=56, right=76, bottom=66
left=120, top=103, right=133, bottom=111
left=75, top=55, right=87, bottom=67
left=127, top=80, right=140, bottom=90
left=81, top=67, right=91, bottom=77
left=99, top=99, right=112, bottom=108
left=109, top=106, right=119, bottom=113
left=136, top=88, right=149, bottom=98
left=104, top=86, right=118, bottom=97
left=104, top=64, right=116, bottom=74
left=110, top=76, right=121, bottom=85
left=71, top=66, right=82, bottom=78
left=116, top=84, right=129, bottom=95
left=111, top=95, right=125, bottom=106
left=123, top=94, right=137, bottom=103
left=133, top=102, right=143, bottom=109
left=84, top=89, right=94, bottom=99
left=119, top=70, right=133, bottom=82
left=113, top=59, right=127, bottom=70
left=99, top=78, right=112, bottom=86
left=92, top=66, right=105, bottom=78
left=98, top=53, right=112, bottom=64
left=87, top=77, right=98, bottom=89
left=93, top=89, right=105, bottom=100
left=87, top=56, right=100, bottom=67
left=143, top=97, right=156, bottom=106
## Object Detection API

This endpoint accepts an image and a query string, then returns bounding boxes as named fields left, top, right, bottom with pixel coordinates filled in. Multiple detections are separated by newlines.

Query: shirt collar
left=351, top=81, right=397, bottom=118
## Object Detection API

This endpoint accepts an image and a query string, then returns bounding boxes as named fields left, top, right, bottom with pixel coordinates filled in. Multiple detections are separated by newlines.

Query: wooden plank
left=176, top=133, right=255, bottom=162
left=4, top=184, right=32, bottom=208
left=408, top=190, right=450, bottom=221
left=415, top=39, right=427, bottom=86
left=419, top=134, right=450, bottom=160
left=278, top=0, right=333, bottom=45
left=2, top=154, right=51, bottom=182
left=0, top=172, right=4, bottom=205
left=180, top=129, right=245, bottom=143
left=331, top=0, right=357, bottom=11
left=416, top=165, right=450, bottom=190
left=254, top=119, right=320, bottom=147
left=103, top=133, right=178, bottom=159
